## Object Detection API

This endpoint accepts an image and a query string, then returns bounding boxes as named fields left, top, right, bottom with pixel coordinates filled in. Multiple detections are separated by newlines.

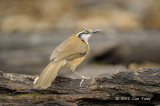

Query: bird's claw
left=80, top=76, right=90, bottom=87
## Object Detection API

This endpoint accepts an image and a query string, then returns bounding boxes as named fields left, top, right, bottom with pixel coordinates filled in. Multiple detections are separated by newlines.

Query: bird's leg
left=73, top=71, right=90, bottom=87
left=73, top=71, right=90, bottom=79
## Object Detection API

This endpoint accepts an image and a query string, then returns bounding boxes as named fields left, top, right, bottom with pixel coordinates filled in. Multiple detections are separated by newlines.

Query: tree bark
left=0, top=68, right=160, bottom=105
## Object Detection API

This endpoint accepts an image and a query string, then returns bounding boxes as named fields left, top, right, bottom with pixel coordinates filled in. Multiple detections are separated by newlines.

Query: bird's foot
left=80, top=76, right=90, bottom=87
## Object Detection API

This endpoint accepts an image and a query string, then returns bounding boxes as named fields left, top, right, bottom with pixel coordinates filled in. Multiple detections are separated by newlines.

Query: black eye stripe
left=77, top=30, right=89, bottom=41
left=78, top=33, right=83, bottom=39
left=78, top=30, right=89, bottom=37
left=84, top=30, right=89, bottom=34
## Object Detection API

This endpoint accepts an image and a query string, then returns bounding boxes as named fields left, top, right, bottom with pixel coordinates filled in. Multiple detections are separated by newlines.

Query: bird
left=33, top=28, right=101, bottom=89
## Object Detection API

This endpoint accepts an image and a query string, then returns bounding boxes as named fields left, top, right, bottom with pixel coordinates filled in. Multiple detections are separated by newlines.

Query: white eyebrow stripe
left=76, top=30, right=84, bottom=36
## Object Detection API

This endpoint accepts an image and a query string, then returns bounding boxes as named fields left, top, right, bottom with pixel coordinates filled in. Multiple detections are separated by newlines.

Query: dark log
left=0, top=68, right=160, bottom=105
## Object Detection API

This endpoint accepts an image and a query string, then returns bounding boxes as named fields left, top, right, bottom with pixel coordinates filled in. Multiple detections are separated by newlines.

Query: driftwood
left=0, top=68, right=160, bottom=105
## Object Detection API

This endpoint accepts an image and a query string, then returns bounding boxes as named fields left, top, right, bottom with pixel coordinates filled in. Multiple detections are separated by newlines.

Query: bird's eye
left=84, top=30, right=88, bottom=34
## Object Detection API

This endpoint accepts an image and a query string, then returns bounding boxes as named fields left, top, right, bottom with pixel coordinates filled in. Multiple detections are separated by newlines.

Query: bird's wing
left=50, top=36, right=88, bottom=62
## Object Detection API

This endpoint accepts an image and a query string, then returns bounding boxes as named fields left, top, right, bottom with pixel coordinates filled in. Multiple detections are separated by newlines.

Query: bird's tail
left=33, top=60, right=65, bottom=89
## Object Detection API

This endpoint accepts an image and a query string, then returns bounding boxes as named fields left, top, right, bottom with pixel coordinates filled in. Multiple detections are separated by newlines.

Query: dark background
left=0, top=0, right=160, bottom=79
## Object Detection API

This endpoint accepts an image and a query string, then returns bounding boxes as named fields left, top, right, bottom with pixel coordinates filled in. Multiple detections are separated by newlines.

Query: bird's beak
left=90, top=29, right=101, bottom=34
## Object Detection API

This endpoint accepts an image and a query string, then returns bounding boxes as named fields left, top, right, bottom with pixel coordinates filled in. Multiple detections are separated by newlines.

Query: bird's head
left=75, top=28, right=101, bottom=42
